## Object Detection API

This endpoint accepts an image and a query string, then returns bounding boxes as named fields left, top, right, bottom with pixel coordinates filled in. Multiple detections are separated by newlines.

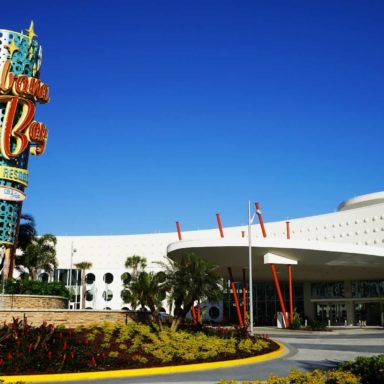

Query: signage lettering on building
left=0, top=59, right=49, bottom=159
left=0, top=166, right=29, bottom=186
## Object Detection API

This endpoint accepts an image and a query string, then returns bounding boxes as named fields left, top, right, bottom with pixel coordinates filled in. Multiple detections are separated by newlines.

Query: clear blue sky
left=3, top=0, right=384, bottom=235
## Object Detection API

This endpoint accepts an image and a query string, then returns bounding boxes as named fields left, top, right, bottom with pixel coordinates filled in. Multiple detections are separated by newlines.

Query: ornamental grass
left=0, top=318, right=277, bottom=375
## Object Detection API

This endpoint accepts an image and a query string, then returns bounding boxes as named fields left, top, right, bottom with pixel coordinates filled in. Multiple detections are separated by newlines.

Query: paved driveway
left=32, top=327, right=384, bottom=384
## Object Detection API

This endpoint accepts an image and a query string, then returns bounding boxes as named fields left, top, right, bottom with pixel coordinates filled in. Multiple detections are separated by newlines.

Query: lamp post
left=248, top=201, right=255, bottom=336
left=68, top=242, right=76, bottom=309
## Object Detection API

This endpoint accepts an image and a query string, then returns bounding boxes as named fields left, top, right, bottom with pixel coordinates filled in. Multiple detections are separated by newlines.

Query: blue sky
left=2, top=1, right=384, bottom=235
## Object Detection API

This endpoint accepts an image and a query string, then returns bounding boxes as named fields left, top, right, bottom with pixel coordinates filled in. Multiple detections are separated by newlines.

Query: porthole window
left=85, top=290, right=93, bottom=301
left=103, top=273, right=114, bottom=284
left=121, top=307, right=129, bottom=311
left=209, top=306, right=220, bottom=319
left=103, top=307, right=112, bottom=310
left=38, top=272, right=49, bottom=282
left=102, top=289, right=113, bottom=301
left=85, top=273, right=95, bottom=284
left=85, top=307, right=93, bottom=310
left=121, top=272, right=131, bottom=284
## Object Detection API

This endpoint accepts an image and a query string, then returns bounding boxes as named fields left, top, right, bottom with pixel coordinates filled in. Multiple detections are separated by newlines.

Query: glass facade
left=223, top=281, right=304, bottom=326
left=311, top=282, right=344, bottom=299
left=352, top=280, right=384, bottom=298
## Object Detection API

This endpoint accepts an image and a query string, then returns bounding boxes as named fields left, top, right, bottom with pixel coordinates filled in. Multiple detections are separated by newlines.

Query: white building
left=52, top=191, right=384, bottom=326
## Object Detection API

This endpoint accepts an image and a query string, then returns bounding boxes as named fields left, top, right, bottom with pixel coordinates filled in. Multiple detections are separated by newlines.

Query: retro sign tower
left=0, top=23, right=49, bottom=274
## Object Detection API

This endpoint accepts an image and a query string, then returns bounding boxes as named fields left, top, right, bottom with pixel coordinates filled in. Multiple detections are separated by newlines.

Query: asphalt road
left=30, top=327, right=384, bottom=384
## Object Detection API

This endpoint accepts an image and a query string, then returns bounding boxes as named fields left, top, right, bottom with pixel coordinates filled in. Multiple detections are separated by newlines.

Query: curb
left=1, top=341, right=285, bottom=383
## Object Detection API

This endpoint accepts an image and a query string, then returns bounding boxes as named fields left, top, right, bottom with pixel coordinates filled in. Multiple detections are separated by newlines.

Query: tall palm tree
left=125, top=255, right=147, bottom=279
left=161, top=252, right=223, bottom=331
left=121, top=270, right=166, bottom=328
left=74, top=261, right=93, bottom=309
left=121, top=256, right=148, bottom=311
left=13, top=214, right=37, bottom=274
left=23, top=234, right=57, bottom=280
left=0, top=214, right=37, bottom=279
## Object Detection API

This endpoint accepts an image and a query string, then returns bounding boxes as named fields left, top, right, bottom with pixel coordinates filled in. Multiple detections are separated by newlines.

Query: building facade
left=52, top=192, right=384, bottom=326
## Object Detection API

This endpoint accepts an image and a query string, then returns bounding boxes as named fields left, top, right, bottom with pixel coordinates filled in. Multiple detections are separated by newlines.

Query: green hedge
left=337, top=355, right=384, bottom=384
left=2, top=278, right=69, bottom=298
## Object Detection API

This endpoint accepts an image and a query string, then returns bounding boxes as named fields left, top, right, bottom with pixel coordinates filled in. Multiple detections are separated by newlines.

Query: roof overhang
left=167, top=238, right=384, bottom=281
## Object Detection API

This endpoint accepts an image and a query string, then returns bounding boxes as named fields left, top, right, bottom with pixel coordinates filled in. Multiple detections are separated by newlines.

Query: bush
left=289, top=312, right=302, bottom=330
left=337, top=355, right=384, bottom=384
left=217, top=368, right=361, bottom=383
left=0, top=319, right=277, bottom=375
left=2, top=279, right=69, bottom=298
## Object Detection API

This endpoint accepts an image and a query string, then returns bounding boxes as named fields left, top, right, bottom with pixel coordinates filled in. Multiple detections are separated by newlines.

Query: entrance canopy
left=167, top=238, right=384, bottom=282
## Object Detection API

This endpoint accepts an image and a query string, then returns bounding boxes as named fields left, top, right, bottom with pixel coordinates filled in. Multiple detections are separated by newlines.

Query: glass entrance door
left=315, top=303, right=347, bottom=325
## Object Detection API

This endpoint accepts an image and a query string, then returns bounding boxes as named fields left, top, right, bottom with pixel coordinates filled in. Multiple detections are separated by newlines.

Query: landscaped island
left=0, top=319, right=278, bottom=375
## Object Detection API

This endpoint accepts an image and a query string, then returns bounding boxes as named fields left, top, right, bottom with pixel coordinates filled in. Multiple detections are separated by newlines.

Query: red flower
left=63, top=341, right=67, bottom=350
left=28, top=343, right=33, bottom=353
left=48, top=351, right=52, bottom=359
left=0, top=358, right=3, bottom=366
left=62, top=354, right=67, bottom=363
left=91, top=356, right=96, bottom=366
left=7, top=352, right=12, bottom=361
left=70, top=351, right=75, bottom=359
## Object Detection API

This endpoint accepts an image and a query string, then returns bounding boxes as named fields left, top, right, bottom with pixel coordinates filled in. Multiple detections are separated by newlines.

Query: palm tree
left=0, top=214, right=37, bottom=279
left=23, top=234, right=57, bottom=280
left=13, top=214, right=37, bottom=274
left=121, top=270, right=166, bottom=328
left=161, top=252, right=223, bottom=331
left=74, top=261, right=93, bottom=309
left=122, top=256, right=148, bottom=311
left=124, top=255, right=147, bottom=278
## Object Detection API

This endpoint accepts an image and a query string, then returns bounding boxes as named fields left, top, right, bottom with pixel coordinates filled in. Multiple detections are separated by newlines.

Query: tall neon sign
left=0, top=22, right=49, bottom=253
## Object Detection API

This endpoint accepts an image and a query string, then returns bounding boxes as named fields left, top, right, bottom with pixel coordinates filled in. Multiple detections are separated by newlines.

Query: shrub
left=2, top=278, right=69, bottom=298
left=0, top=319, right=276, bottom=375
left=217, top=368, right=361, bottom=383
left=289, top=312, right=302, bottom=330
left=337, top=355, right=384, bottom=384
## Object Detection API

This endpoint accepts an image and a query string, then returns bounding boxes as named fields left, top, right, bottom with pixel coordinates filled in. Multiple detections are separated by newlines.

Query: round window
left=85, top=290, right=93, bottom=301
left=209, top=306, right=220, bottom=319
left=121, top=272, right=131, bottom=284
left=103, top=273, right=114, bottom=284
left=85, top=273, right=95, bottom=284
left=102, top=289, right=113, bottom=301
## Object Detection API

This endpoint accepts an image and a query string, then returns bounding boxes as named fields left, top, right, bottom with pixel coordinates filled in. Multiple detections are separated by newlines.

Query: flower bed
left=0, top=319, right=278, bottom=375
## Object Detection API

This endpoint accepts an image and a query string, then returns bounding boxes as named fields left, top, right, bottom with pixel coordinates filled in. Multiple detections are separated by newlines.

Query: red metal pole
left=191, top=305, right=197, bottom=324
left=255, top=202, right=267, bottom=238
left=216, top=213, right=224, bottom=238
left=288, top=264, right=294, bottom=324
left=176, top=221, right=182, bottom=240
left=242, top=268, right=247, bottom=325
left=271, top=264, right=289, bottom=327
left=197, top=302, right=201, bottom=323
left=228, top=267, right=244, bottom=327
left=286, top=221, right=290, bottom=239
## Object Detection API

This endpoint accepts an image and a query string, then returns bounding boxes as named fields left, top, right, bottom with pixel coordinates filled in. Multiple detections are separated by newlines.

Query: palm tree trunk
left=2, top=246, right=11, bottom=279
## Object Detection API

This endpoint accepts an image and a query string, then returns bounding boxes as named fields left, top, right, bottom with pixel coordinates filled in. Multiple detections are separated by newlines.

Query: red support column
left=286, top=221, right=290, bottom=239
left=216, top=213, right=224, bottom=238
left=271, top=264, right=289, bottom=327
left=255, top=202, right=267, bottom=238
left=228, top=267, right=244, bottom=327
left=191, top=305, right=197, bottom=324
left=242, top=268, right=247, bottom=325
left=197, top=302, right=201, bottom=323
left=288, top=264, right=294, bottom=324
left=176, top=221, right=182, bottom=240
